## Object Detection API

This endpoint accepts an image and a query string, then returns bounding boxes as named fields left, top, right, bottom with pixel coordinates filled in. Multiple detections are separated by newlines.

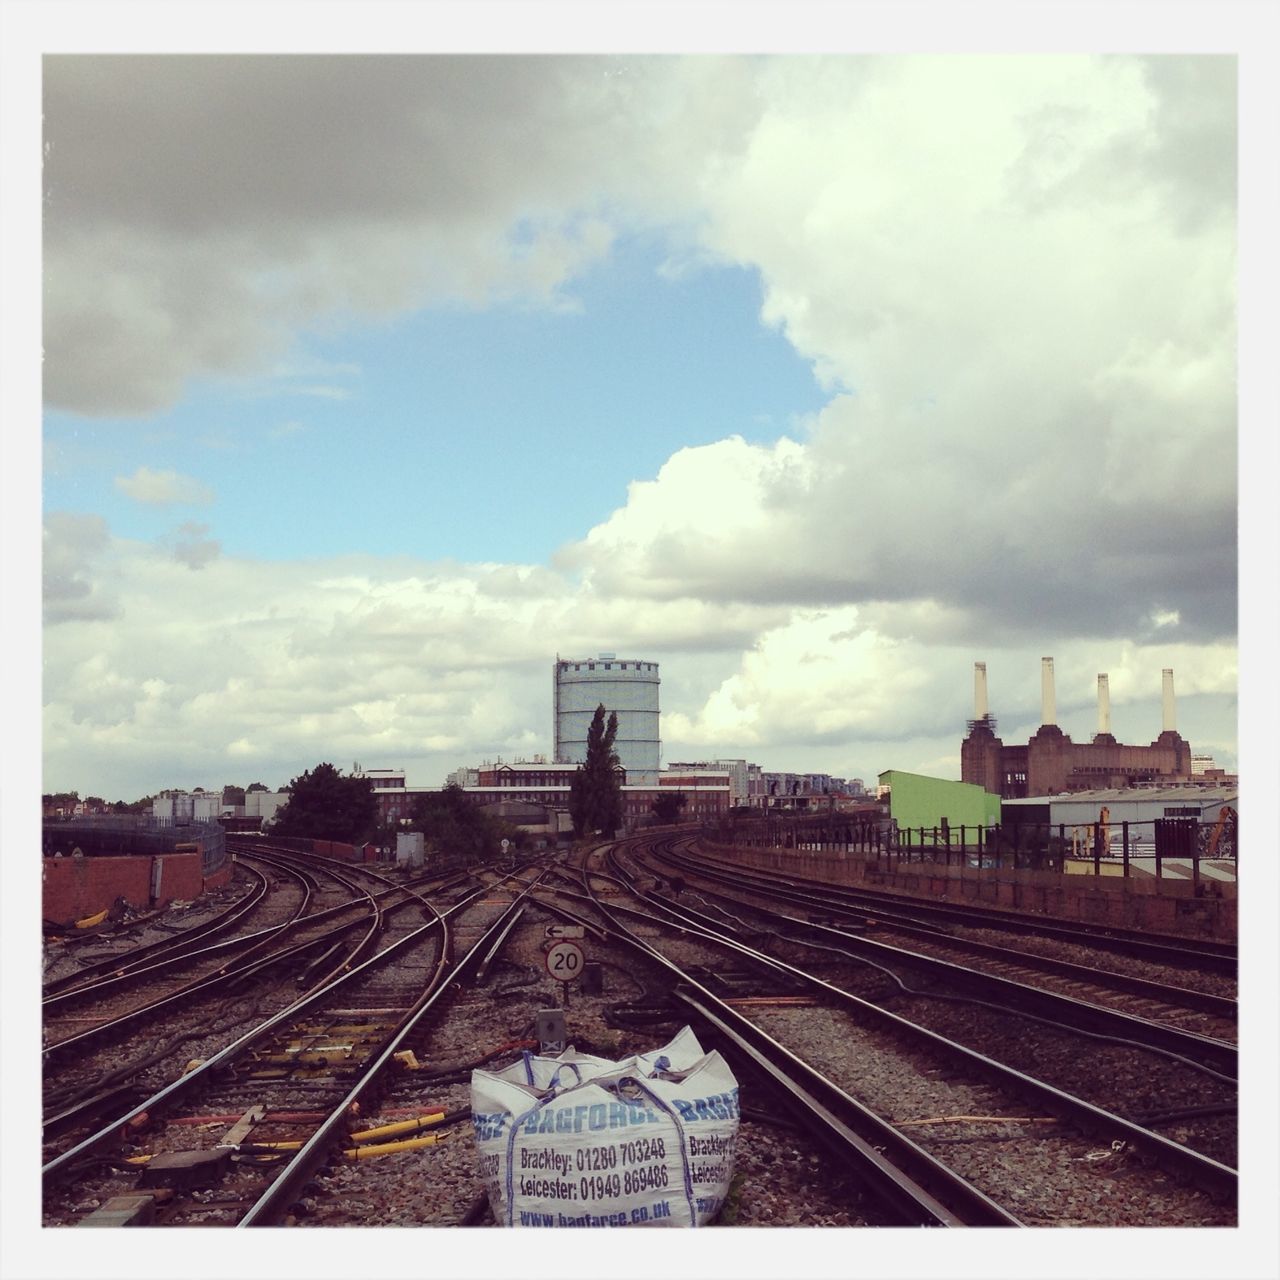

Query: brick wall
left=42, top=851, right=210, bottom=925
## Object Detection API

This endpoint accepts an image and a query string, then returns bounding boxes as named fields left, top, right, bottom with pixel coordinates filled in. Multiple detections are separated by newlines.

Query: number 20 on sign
left=544, top=939, right=585, bottom=984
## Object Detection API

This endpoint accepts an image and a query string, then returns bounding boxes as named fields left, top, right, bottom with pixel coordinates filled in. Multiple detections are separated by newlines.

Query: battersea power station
left=961, top=659, right=1193, bottom=799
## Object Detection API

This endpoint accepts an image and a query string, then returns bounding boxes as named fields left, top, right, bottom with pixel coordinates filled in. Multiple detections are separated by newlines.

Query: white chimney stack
left=1097, top=673, right=1111, bottom=735
left=1162, top=668, right=1176, bottom=732
left=974, top=662, right=988, bottom=720
left=1041, top=657, right=1056, bottom=726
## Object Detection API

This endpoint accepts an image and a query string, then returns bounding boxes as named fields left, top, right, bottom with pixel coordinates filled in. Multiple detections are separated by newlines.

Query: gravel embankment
left=299, top=909, right=888, bottom=1227
left=748, top=1005, right=1234, bottom=1226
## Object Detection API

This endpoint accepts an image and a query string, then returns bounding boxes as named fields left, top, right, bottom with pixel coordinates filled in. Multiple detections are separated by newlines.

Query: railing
left=883, top=817, right=1236, bottom=882
left=705, top=813, right=1237, bottom=884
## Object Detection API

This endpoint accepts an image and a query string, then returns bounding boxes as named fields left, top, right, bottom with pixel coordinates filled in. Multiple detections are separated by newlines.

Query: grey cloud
left=43, top=55, right=763, bottom=415
left=45, top=57, right=609, bottom=234
left=1129, top=56, right=1237, bottom=232
left=43, top=512, right=118, bottom=624
left=172, top=523, right=222, bottom=570
left=174, top=535, right=221, bottom=570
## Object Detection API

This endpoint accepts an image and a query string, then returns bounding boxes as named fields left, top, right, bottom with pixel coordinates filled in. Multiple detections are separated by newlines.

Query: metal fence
left=42, top=817, right=227, bottom=876
left=880, top=815, right=1236, bottom=883
left=709, top=812, right=1237, bottom=884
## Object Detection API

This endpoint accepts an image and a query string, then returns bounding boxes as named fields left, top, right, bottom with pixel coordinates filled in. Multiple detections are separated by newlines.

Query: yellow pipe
left=244, top=1133, right=447, bottom=1158
left=341, top=1132, right=446, bottom=1159
left=349, top=1112, right=445, bottom=1144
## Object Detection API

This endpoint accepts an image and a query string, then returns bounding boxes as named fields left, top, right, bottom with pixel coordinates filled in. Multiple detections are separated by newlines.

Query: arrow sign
left=545, top=924, right=586, bottom=940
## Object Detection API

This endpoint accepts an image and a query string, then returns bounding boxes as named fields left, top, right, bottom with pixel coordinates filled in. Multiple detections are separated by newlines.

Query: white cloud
left=114, top=466, right=214, bottom=506
left=39, top=530, right=766, bottom=792
left=557, top=56, right=1236, bottom=644
left=289, top=385, right=351, bottom=401
left=40, top=516, right=1239, bottom=797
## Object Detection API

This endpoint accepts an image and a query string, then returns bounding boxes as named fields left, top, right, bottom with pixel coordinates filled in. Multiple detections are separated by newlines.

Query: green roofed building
left=877, top=770, right=1001, bottom=832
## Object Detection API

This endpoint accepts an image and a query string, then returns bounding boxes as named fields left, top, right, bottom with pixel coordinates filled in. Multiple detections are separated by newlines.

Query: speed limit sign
left=544, top=940, right=585, bottom=984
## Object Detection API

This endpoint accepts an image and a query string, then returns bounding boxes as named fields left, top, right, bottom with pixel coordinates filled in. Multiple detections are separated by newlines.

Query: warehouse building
left=1000, top=786, right=1238, bottom=835
left=877, top=769, right=1001, bottom=833
left=1000, top=785, right=1238, bottom=875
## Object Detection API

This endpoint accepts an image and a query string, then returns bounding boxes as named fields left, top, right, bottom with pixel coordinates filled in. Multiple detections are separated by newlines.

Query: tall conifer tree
left=569, top=704, right=622, bottom=837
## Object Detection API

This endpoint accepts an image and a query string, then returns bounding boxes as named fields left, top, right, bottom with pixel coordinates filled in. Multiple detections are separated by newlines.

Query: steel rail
left=632, top=853, right=1238, bottom=1076
left=236, top=876, right=548, bottom=1225
left=648, top=840, right=1239, bottom=1017
left=40, top=886, right=461, bottom=1142
left=42, top=856, right=319, bottom=1011
left=673, top=987, right=1020, bottom=1227
left=42, top=883, right=491, bottom=1187
left=572, top=848, right=1020, bottom=1226
left=594, top=837, right=1238, bottom=1204
left=44, top=854, right=467, bottom=1064
left=42, top=873, right=386, bottom=1062
left=41, top=862, right=273, bottom=999
left=681, top=837, right=1237, bottom=973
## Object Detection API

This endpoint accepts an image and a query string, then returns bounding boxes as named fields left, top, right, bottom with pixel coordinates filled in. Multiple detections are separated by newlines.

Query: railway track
left=40, top=836, right=1238, bottom=1229
left=41, top=858, right=475, bottom=1156
left=627, top=840, right=1238, bottom=1069
left=42, top=861, right=274, bottom=997
left=42, top=868, right=527, bottom=1224
left=574, top=837, right=1236, bottom=1220
left=677, top=838, right=1237, bottom=976
left=619, top=839, right=1238, bottom=1165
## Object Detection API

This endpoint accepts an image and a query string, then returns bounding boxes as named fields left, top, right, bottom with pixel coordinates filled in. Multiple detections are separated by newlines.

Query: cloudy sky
left=8, top=9, right=1280, bottom=1280
left=33, top=46, right=1245, bottom=801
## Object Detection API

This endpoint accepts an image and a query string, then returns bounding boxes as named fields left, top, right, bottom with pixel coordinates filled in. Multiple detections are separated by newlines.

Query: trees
left=410, top=784, right=518, bottom=868
left=246, top=782, right=270, bottom=793
left=569, top=704, right=623, bottom=838
left=111, top=796, right=153, bottom=814
left=651, top=790, right=687, bottom=825
left=271, top=762, right=377, bottom=843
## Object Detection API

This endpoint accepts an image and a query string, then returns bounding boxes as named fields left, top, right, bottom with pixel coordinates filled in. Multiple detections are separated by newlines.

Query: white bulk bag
left=471, top=1026, right=739, bottom=1227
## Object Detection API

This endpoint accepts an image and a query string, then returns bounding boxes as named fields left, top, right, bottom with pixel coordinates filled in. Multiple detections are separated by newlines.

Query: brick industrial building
left=961, top=659, right=1194, bottom=799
